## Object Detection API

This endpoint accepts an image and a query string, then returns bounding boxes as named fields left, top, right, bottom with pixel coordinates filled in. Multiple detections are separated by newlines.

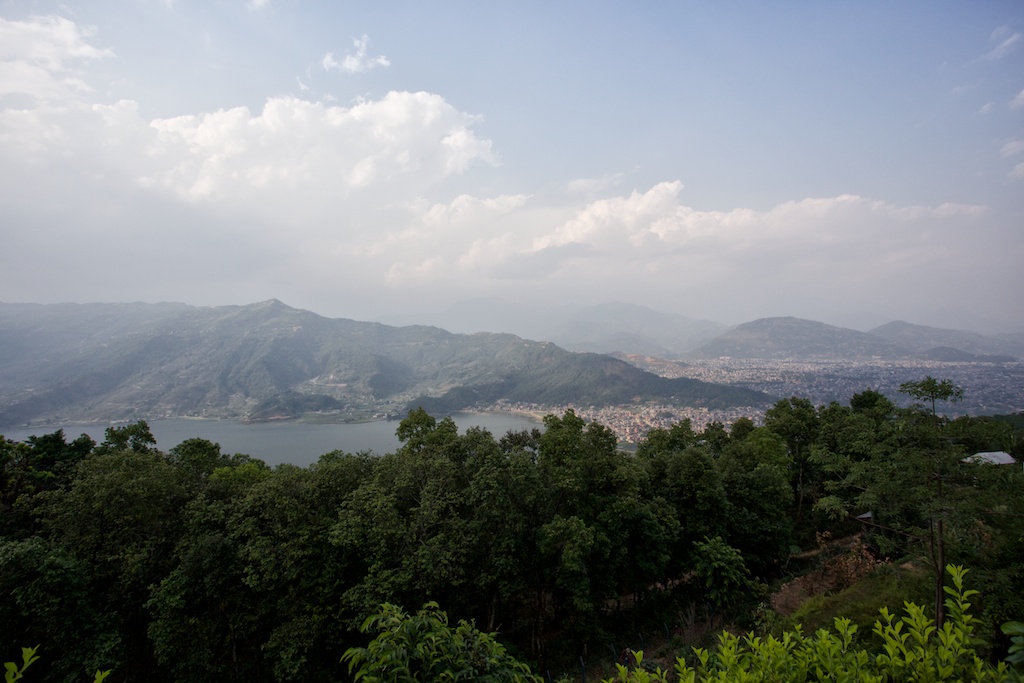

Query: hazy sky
left=1, top=2, right=1022, bottom=332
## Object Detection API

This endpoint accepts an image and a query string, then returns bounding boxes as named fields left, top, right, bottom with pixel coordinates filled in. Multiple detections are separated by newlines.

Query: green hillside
left=0, top=300, right=769, bottom=426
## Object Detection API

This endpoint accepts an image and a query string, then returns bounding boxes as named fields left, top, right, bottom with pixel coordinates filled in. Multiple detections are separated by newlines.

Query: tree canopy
left=2, top=379, right=1022, bottom=680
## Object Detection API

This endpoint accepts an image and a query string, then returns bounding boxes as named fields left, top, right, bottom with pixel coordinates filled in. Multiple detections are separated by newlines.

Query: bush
left=342, top=602, right=542, bottom=682
left=3, top=646, right=110, bottom=683
left=605, top=566, right=1021, bottom=682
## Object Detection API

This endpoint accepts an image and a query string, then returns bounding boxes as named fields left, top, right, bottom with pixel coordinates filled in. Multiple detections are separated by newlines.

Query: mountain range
left=383, top=299, right=1024, bottom=361
left=685, top=317, right=1022, bottom=362
left=379, top=299, right=730, bottom=358
left=1, top=300, right=1020, bottom=428
left=0, top=300, right=766, bottom=427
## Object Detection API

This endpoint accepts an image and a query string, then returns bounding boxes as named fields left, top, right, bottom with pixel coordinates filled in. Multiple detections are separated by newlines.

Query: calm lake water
left=0, top=413, right=543, bottom=468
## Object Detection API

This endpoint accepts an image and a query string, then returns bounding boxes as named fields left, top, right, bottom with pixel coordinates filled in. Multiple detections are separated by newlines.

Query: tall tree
left=764, top=396, right=820, bottom=527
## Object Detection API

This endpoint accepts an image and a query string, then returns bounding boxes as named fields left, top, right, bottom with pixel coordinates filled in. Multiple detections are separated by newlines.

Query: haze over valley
left=2, top=300, right=1020, bottom=445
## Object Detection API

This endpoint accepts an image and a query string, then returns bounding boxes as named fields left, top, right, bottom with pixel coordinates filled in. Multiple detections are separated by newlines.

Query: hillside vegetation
left=0, top=301, right=768, bottom=426
left=2, top=379, right=1022, bottom=680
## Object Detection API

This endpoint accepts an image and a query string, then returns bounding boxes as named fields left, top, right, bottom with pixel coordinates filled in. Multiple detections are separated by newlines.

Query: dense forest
left=2, top=378, right=1023, bottom=681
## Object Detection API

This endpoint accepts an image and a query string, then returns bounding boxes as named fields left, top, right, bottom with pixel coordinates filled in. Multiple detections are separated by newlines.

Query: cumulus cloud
left=322, top=35, right=389, bottom=74
left=337, top=180, right=992, bottom=321
left=140, top=92, right=496, bottom=217
left=0, top=13, right=1018, bottom=328
left=0, top=15, right=498, bottom=302
left=525, top=184, right=985, bottom=269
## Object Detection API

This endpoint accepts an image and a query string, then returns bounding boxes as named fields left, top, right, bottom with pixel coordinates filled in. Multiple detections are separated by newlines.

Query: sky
left=1, top=1, right=1022, bottom=333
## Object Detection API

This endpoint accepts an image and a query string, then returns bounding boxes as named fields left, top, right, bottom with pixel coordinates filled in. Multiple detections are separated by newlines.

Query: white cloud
left=323, top=35, right=389, bottom=74
left=982, top=27, right=1020, bottom=61
left=0, top=14, right=1018, bottom=328
left=566, top=174, right=625, bottom=196
left=1002, top=139, right=1024, bottom=157
left=338, top=181, right=993, bottom=318
left=528, top=186, right=985, bottom=267
left=142, top=92, right=496, bottom=208
left=1011, top=162, right=1024, bottom=180
left=1011, top=89, right=1024, bottom=110
left=0, top=15, right=112, bottom=101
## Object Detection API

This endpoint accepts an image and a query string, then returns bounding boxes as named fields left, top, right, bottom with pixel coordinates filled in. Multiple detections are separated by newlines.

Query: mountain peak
left=249, top=298, right=290, bottom=309
left=688, top=316, right=909, bottom=360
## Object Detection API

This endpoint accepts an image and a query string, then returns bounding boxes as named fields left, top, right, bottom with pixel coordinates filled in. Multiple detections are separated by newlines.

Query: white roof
left=966, top=451, right=1016, bottom=465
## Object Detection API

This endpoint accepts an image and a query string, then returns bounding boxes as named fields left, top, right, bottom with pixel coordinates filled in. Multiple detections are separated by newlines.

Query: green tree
left=41, top=449, right=188, bottom=679
left=0, top=538, right=115, bottom=682
left=692, top=536, right=752, bottom=612
left=343, top=602, right=542, bottom=683
left=764, top=396, right=820, bottom=525
left=147, top=454, right=275, bottom=682
left=534, top=411, right=677, bottom=648
left=900, top=375, right=964, bottom=423
left=636, top=419, right=699, bottom=459
left=0, top=431, right=94, bottom=537
left=333, top=411, right=478, bottom=624
left=816, top=379, right=1021, bottom=631
left=729, top=416, right=757, bottom=442
left=639, top=443, right=726, bottom=575
left=94, top=420, right=158, bottom=454
left=717, top=428, right=794, bottom=574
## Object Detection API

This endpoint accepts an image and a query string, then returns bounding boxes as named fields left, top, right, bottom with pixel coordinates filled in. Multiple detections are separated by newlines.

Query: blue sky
left=1, top=1, right=1022, bottom=331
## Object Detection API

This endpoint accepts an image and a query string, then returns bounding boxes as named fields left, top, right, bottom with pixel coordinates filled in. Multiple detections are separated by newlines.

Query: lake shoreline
left=1, top=412, right=546, bottom=467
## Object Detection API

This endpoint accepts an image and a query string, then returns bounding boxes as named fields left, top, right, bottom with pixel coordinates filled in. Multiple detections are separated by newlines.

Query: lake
left=0, top=412, right=544, bottom=468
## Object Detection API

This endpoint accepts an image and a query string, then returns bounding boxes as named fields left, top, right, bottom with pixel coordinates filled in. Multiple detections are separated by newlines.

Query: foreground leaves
left=342, top=602, right=542, bottom=683
left=607, top=567, right=1021, bottom=683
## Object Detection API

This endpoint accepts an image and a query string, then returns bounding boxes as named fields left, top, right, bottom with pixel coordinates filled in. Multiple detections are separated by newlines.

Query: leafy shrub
left=1004, top=621, right=1024, bottom=666
left=605, top=566, right=1020, bottom=682
left=3, top=646, right=109, bottom=683
left=342, top=602, right=542, bottom=682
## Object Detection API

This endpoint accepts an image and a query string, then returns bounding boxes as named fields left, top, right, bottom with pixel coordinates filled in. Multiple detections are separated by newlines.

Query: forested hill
left=686, top=317, right=910, bottom=360
left=686, top=316, right=1024, bottom=361
left=0, top=300, right=770, bottom=426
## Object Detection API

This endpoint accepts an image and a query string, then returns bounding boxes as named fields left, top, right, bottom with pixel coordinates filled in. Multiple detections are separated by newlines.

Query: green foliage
left=607, top=567, right=1019, bottom=683
left=342, top=602, right=542, bottom=682
left=899, top=376, right=964, bottom=421
left=3, top=647, right=38, bottom=683
left=2, top=378, right=1021, bottom=680
left=693, top=537, right=751, bottom=611
left=94, top=419, right=158, bottom=454
left=3, top=646, right=110, bottom=682
left=0, top=430, right=94, bottom=537
left=1004, top=621, right=1024, bottom=666
left=787, top=563, right=932, bottom=636
left=0, top=537, right=118, bottom=681
left=604, top=651, right=671, bottom=683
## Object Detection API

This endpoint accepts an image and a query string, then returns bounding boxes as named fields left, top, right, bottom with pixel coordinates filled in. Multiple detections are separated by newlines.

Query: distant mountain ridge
left=684, top=316, right=1024, bottom=361
left=2, top=301, right=1018, bottom=427
left=380, top=298, right=1023, bottom=362
left=0, top=300, right=769, bottom=427
left=686, top=317, right=912, bottom=360
left=869, top=320, right=1023, bottom=359
left=381, top=298, right=729, bottom=357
